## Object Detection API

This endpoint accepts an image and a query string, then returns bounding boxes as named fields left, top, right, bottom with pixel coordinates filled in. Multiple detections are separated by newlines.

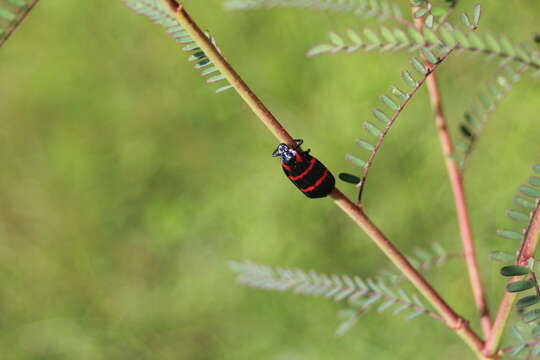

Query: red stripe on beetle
left=282, top=163, right=291, bottom=171
left=288, top=158, right=316, bottom=181
left=301, top=169, right=329, bottom=193
left=295, top=152, right=303, bottom=163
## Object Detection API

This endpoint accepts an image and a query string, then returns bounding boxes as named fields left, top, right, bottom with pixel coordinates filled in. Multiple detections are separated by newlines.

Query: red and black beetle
left=272, top=139, right=335, bottom=198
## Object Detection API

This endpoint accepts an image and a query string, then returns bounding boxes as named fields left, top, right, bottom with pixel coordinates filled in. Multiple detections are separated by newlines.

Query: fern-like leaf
left=308, top=24, right=540, bottom=75
left=225, top=0, right=411, bottom=26
left=230, top=260, right=443, bottom=335
left=0, top=0, right=40, bottom=49
left=452, top=64, right=527, bottom=169
left=123, top=0, right=233, bottom=93
left=492, top=163, right=540, bottom=263
left=339, top=45, right=455, bottom=201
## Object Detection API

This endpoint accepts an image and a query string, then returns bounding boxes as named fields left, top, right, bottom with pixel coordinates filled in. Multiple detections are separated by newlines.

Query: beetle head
left=272, top=143, right=296, bottom=165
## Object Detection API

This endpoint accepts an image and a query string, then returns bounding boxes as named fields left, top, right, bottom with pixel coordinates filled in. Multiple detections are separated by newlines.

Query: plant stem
left=332, top=188, right=486, bottom=358
left=485, top=202, right=540, bottom=357
left=413, top=14, right=491, bottom=338
left=0, top=0, right=40, bottom=48
left=167, top=2, right=487, bottom=357
left=167, top=1, right=295, bottom=147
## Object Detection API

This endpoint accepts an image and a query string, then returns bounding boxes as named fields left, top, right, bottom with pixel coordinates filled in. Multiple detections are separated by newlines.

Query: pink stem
left=413, top=14, right=491, bottom=338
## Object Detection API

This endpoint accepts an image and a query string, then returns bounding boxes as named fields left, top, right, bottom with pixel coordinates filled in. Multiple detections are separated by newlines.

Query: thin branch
left=356, top=47, right=455, bottom=202
left=485, top=201, right=540, bottom=357
left=0, top=0, right=40, bottom=48
left=413, top=13, right=491, bottom=338
left=168, top=1, right=295, bottom=147
left=160, top=2, right=486, bottom=357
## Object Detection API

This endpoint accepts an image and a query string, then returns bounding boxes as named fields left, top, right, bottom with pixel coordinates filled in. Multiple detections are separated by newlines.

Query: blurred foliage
left=0, top=1, right=540, bottom=359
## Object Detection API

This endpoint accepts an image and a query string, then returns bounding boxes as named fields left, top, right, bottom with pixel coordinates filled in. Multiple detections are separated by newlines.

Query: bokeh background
left=1, top=1, right=540, bottom=359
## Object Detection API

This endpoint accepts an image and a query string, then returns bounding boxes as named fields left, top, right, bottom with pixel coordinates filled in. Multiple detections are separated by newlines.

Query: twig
left=0, top=0, right=40, bottom=49
left=356, top=47, right=455, bottom=202
left=485, top=201, right=540, bottom=357
left=413, top=13, right=491, bottom=338
left=165, top=2, right=487, bottom=357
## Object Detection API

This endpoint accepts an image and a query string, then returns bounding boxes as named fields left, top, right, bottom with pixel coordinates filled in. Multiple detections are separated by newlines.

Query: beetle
left=272, top=139, right=335, bottom=198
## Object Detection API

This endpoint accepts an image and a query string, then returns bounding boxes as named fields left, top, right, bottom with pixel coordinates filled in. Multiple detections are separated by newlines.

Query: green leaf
left=511, top=325, right=526, bottom=342
left=390, top=86, right=408, bottom=101
left=407, top=27, right=424, bottom=45
left=7, top=0, right=27, bottom=6
left=0, top=7, right=16, bottom=22
left=468, top=32, right=485, bottom=50
left=393, top=29, right=409, bottom=45
left=529, top=177, right=540, bottom=187
left=507, top=280, right=535, bottom=292
left=194, top=58, right=211, bottom=68
left=421, top=47, right=439, bottom=64
left=460, top=125, right=473, bottom=138
left=356, top=139, right=375, bottom=151
left=425, top=14, right=434, bottom=28
left=500, top=36, right=516, bottom=57
left=472, top=4, right=482, bottom=26
left=497, top=229, right=524, bottom=241
left=363, top=122, right=383, bottom=137
left=534, top=343, right=540, bottom=356
left=517, top=295, right=540, bottom=308
left=329, top=32, right=345, bottom=47
left=346, top=154, right=367, bottom=168
left=411, top=57, right=427, bottom=75
left=514, top=196, right=536, bottom=210
left=401, top=70, right=417, bottom=87
left=523, top=309, right=540, bottom=322
left=215, top=84, right=234, bottom=93
left=414, top=7, right=429, bottom=18
left=372, top=109, right=391, bottom=124
left=339, top=173, right=361, bottom=184
left=423, top=28, right=440, bottom=46
left=460, top=13, right=471, bottom=28
left=532, top=325, right=540, bottom=337
left=189, top=51, right=207, bottom=62
left=453, top=29, right=471, bottom=48
left=439, top=25, right=456, bottom=47
left=380, top=27, right=396, bottom=44
left=335, top=318, right=357, bottom=337
left=201, top=67, right=219, bottom=76
left=306, top=44, right=335, bottom=57
left=520, top=185, right=540, bottom=198
left=509, top=344, right=527, bottom=356
left=506, top=210, right=530, bottom=223
left=489, top=251, right=516, bottom=262
left=347, top=29, right=363, bottom=45
left=207, top=74, right=226, bottom=83
left=364, top=28, right=381, bottom=45
left=485, top=33, right=501, bottom=53
left=500, top=265, right=530, bottom=277
left=380, top=95, right=399, bottom=111
left=464, top=112, right=481, bottom=129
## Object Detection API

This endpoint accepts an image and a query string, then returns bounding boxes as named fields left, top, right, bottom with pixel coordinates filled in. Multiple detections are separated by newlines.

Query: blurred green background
left=1, top=1, right=540, bottom=359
